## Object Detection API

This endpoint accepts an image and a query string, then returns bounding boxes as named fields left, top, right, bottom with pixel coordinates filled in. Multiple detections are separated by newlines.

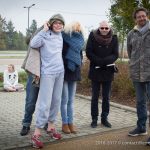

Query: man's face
left=99, top=22, right=110, bottom=35
left=135, top=11, right=148, bottom=27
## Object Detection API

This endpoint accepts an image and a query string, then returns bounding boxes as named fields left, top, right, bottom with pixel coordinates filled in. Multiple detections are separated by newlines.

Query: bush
left=77, top=59, right=135, bottom=100
left=112, top=62, right=135, bottom=97
left=18, top=71, right=28, bottom=85
left=0, top=72, right=3, bottom=87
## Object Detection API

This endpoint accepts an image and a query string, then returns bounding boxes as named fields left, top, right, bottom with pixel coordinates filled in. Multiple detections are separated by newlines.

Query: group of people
left=14, top=7, right=150, bottom=149
left=20, top=14, right=84, bottom=148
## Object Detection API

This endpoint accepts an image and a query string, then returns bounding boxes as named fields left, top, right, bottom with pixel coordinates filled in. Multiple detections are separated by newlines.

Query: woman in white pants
left=3, top=64, right=24, bottom=92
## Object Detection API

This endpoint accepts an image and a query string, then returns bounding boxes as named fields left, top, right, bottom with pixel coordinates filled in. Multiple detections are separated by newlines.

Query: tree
left=26, top=19, right=37, bottom=44
left=0, top=15, right=6, bottom=49
left=5, top=20, right=16, bottom=49
left=0, top=14, right=28, bottom=50
left=109, top=0, right=150, bottom=59
left=140, top=0, right=150, bottom=8
left=109, top=0, right=139, bottom=60
left=17, top=32, right=27, bottom=50
left=29, top=19, right=37, bottom=34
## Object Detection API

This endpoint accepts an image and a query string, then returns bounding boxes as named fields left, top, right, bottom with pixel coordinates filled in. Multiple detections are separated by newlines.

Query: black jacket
left=86, top=31, right=119, bottom=81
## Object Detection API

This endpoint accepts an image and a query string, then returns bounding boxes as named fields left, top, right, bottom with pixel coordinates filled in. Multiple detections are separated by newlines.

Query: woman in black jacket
left=86, top=21, right=119, bottom=128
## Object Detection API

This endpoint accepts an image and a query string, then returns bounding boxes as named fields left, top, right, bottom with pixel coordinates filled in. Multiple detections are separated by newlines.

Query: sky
left=0, top=0, right=112, bottom=35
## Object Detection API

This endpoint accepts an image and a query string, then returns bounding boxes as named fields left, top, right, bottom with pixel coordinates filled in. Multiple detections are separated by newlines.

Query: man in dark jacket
left=86, top=21, right=119, bottom=128
left=127, top=8, right=150, bottom=142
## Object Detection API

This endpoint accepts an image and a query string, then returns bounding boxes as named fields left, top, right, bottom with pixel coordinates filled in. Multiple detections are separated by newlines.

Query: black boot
left=101, top=118, right=112, bottom=128
left=91, top=119, right=97, bottom=128
left=20, top=126, right=30, bottom=136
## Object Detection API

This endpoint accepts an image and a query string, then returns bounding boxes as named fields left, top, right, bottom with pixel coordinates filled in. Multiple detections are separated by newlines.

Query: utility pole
left=23, top=4, right=35, bottom=31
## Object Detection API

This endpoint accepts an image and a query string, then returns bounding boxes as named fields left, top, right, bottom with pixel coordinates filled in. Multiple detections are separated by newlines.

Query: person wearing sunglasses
left=86, top=21, right=119, bottom=128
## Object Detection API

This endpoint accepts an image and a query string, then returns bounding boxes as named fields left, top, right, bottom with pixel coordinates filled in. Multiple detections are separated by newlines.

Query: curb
left=76, top=94, right=136, bottom=113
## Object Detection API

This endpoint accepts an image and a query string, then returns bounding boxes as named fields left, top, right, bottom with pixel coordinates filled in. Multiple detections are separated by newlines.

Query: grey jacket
left=21, top=26, right=43, bottom=77
left=127, top=23, right=150, bottom=82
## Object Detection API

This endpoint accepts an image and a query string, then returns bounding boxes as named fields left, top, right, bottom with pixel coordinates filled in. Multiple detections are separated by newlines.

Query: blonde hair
left=64, top=21, right=85, bottom=38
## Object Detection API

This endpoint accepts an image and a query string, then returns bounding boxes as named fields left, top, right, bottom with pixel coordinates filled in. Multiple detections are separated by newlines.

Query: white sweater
left=3, top=70, right=18, bottom=86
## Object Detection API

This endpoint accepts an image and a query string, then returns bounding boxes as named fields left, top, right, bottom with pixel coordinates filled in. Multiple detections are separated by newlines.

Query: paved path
left=0, top=91, right=138, bottom=150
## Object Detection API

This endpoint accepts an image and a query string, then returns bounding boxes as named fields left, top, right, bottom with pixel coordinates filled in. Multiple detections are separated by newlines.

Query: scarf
left=62, top=31, right=84, bottom=72
left=93, top=29, right=113, bottom=45
left=136, top=21, right=150, bottom=35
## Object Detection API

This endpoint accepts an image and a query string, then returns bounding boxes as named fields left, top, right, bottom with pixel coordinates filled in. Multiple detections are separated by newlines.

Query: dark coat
left=86, top=31, right=119, bottom=81
left=62, top=41, right=82, bottom=81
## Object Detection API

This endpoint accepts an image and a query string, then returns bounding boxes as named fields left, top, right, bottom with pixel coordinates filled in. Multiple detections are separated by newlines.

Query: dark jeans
left=133, top=81, right=150, bottom=130
left=91, top=80, right=112, bottom=120
left=22, top=74, right=39, bottom=127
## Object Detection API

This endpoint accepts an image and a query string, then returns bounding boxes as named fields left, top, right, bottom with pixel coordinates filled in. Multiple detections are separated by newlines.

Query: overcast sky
left=0, top=0, right=111, bottom=35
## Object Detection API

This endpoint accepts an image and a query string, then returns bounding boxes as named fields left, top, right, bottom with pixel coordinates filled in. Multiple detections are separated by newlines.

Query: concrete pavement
left=0, top=91, right=142, bottom=150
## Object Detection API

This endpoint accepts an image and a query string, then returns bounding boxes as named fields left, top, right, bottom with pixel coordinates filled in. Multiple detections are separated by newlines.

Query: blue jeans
left=22, top=74, right=39, bottom=127
left=91, top=81, right=112, bottom=120
left=133, top=81, right=150, bottom=130
left=61, top=81, right=77, bottom=124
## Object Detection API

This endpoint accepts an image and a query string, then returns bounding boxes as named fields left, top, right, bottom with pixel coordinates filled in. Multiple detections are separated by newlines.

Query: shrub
left=18, top=71, right=28, bottom=85
left=112, top=62, right=135, bottom=97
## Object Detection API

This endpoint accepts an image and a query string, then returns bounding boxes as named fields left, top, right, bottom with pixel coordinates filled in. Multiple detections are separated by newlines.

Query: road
left=0, top=59, right=24, bottom=72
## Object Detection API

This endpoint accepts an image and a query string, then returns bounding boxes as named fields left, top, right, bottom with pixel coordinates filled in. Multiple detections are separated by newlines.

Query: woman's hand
left=43, top=22, right=50, bottom=32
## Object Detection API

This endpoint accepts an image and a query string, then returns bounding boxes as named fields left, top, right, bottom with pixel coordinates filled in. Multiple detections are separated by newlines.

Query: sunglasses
left=100, top=27, right=109, bottom=30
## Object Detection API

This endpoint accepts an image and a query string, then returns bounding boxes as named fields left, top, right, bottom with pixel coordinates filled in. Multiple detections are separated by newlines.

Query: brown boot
left=68, top=124, right=77, bottom=134
left=62, top=124, right=71, bottom=134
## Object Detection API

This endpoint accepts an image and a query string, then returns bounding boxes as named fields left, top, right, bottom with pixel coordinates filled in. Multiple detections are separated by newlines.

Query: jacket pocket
left=144, top=57, right=150, bottom=72
left=129, top=58, right=139, bottom=73
left=145, top=36, right=150, bottom=48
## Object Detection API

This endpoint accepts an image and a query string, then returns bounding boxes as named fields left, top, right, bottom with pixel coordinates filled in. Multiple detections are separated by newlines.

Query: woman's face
left=52, top=20, right=64, bottom=33
left=99, top=22, right=110, bottom=35
left=8, top=65, right=14, bottom=72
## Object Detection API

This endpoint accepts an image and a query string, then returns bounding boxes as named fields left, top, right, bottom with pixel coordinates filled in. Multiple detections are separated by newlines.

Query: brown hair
left=133, top=7, right=149, bottom=19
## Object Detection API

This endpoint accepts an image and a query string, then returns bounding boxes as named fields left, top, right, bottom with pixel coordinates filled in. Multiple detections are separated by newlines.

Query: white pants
left=4, top=83, right=24, bottom=91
